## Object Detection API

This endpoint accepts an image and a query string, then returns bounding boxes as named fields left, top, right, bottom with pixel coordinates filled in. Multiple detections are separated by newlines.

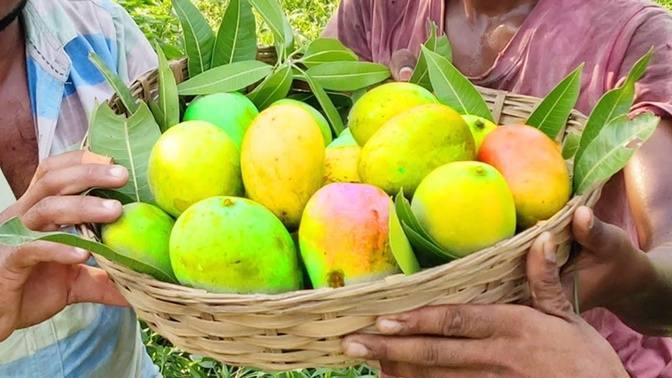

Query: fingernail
left=71, top=247, right=89, bottom=259
left=343, top=341, right=369, bottom=358
left=544, top=240, right=557, bottom=264
left=399, top=67, right=413, bottom=81
left=102, top=200, right=121, bottom=211
left=108, top=165, right=127, bottom=178
left=377, top=319, right=403, bottom=334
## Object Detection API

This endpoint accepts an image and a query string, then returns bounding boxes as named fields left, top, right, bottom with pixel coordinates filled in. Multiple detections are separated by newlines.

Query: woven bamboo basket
left=86, top=47, right=601, bottom=371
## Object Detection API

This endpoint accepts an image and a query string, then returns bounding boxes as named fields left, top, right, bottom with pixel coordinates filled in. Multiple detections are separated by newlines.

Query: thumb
left=572, top=206, right=631, bottom=257
left=527, top=233, right=574, bottom=319
left=389, top=49, right=417, bottom=82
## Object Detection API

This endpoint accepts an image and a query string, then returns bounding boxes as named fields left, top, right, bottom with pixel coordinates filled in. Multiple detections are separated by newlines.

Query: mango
left=183, top=92, right=259, bottom=149
left=148, top=121, right=242, bottom=217
left=102, top=202, right=175, bottom=276
left=299, top=183, right=399, bottom=288
left=170, top=196, right=301, bottom=294
left=348, top=82, right=438, bottom=145
left=412, top=162, right=517, bottom=257
left=274, top=99, right=333, bottom=145
left=324, top=129, right=361, bottom=184
left=359, top=103, right=475, bottom=195
left=478, top=125, right=571, bottom=229
left=241, top=102, right=325, bottom=229
left=462, top=115, right=497, bottom=152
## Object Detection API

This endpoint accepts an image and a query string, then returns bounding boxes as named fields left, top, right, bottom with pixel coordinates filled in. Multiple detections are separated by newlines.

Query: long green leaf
left=248, top=0, right=293, bottom=52
left=89, top=103, right=161, bottom=203
left=247, top=64, right=293, bottom=109
left=575, top=48, right=654, bottom=164
left=562, top=132, right=582, bottom=160
left=0, top=218, right=176, bottom=283
left=172, top=0, right=215, bottom=77
left=155, top=42, right=180, bottom=132
left=300, top=70, right=344, bottom=135
left=388, top=200, right=421, bottom=275
left=411, top=22, right=452, bottom=89
left=423, top=46, right=494, bottom=122
left=177, top=60, right=272, bottom=95
left=574, top=112, right=659, bottom=194
left=89, top=53, right=138, bottom=114
left=527, top=64, right=583, bottom=139
left=302, top=38, right=357, bottom=67
left=305, top=62, right=390, bottom=91
left=211, top=0, right=257, bottom=67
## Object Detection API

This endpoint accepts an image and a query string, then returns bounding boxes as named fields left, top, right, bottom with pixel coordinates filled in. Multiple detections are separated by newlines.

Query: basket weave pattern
left=93, top=52, right=600, bottom=370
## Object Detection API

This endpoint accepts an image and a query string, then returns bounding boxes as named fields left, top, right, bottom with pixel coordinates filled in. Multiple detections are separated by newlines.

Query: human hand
left=341, top=233, right=628, bottom=378
left=0, top=150, right=130, bottom=341
left=389, top=49, right=417, bottom=82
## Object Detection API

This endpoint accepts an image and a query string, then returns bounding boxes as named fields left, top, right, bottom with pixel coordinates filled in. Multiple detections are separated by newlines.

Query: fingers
left=527, top=233, right=574, bottom=319
left=27, top=164, right=128, bottom=201
left=29, top=150, right=112, bottom=188
left=374, top=304, right=519, bottom=338
left=381, top=361, right=482, bottom=378
left=67, top=265, right=128, bottom=307
left=389, top=49, right=417, bottom=82
left=3, top=242, right=89, bottom=273
left=22, top=196, right=122, bottom=231
left=343, top=335, right=490, bottom=368
left=572, top=206, right=632, bottom=256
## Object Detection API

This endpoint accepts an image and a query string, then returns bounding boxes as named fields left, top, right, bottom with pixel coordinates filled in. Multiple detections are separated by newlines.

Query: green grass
left=116, top=1, right=671, bottom=377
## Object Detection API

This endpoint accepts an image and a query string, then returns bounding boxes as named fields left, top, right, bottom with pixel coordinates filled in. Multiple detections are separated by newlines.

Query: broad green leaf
left=155, top=42, right=180, bottom=132
left=411, top=22, right=453, bottom=89
left=388, top=200, right=421, bottom=275
left=172, top=0, right=215, bottom=77
left=423, top=46, right=494, bottom=122
left=211, top=0, right=257, bottom=67
left=562, top=132, right=582, bottom=160
left=159, top=42, right=184, bottom=60
left=300, top=70, right=344, bottom=135
left=0, top=218, right=176, bottom=283
left=89, top=103, right=161, bottom=203
left=574, top=112, right=659, bottom=194
left=247, top=64, right=293, bottom=109
left=88, top=189, right=135, bottom=205
left=177, top=60, right=272, bottom=95
left=248, top=0, right=294, bottom=52
left=89, top=53, right=138, bottom=114
left=302, top=38, right=358, bottom=67
left=575, top=48, right=654, bottom=164
left=305, top=62, right=390, bottom=91
left=527, top=64, right=583, bottom=139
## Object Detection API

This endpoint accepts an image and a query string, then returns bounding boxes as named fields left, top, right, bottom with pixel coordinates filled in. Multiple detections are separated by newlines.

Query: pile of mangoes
left=102, top=82, right=570, bottom=294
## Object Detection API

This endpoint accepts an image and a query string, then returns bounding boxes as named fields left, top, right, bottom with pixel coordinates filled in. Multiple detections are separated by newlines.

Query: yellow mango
left=324, top=129, right=361, bottom=184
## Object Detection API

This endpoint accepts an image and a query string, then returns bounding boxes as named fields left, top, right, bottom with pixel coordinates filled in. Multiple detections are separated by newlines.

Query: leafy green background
left=113, top=1, right=672, bottom=377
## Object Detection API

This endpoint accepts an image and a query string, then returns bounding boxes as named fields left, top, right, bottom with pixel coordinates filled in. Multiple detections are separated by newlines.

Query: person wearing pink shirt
left=326, top=0, right=672, bottom=376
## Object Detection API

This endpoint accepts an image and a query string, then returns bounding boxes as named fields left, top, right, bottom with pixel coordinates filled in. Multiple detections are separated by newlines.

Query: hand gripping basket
left=86, top=48, right=601, bottom=371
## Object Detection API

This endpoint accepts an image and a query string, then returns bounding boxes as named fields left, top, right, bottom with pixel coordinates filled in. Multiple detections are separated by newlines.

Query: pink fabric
left=326, top=0, right=672, bottom=376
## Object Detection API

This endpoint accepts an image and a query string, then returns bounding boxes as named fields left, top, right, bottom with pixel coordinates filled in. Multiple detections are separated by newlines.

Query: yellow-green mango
left=170, top=197, right=301, bottom=294
left=412, top=162, right=516, bottom=257
left=102, top=202, right=174, bottom=276
left=359, top=103, right=475, bottom=195
left=299, top=183, right=399, bottom=288
left=324, top=129, right=361, bottom=184
left=273, top=99, right=333, bottom=145
left=241, top=102, right=325, bottom=229
left=148, top=121, right=242, bottom=217
left=348, top=82, right=438, bottom=145
left=462, top=114, right=497, bottom=153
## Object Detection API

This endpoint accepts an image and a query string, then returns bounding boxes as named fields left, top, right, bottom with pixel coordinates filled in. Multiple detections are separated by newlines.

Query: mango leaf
left=172, top=0, right=215, bottom=77
left=304, top=62, right=390, bottom=92
left=89, top=53, right=138, bottom=114
left=88, top=189, right=135, bottom=205
left=247, top=63, right=293, bottom=109
left=562, top=132, right=582, bottom=160
left=575, top=48, right=654, bottom=165
left=248, top=0, right=294, bottom=53
left=155, top=42, right=180, bottom=132
left=177, top=60, right=272, bottom=95
left=299, top=70, right=345, bottom=135
left=0, top=218, right=176, bottom=283
left=411, top=22, right=453, bottom=89
left=89, top=103, right=161, bottom=203
left=302, top=38, right=358, bottom=67
left=423, top=46, right=494, bottom=122
left=388, top=200, right=421, bottom=275
left=159, top=42, right=184, bottom=60
left=211, top=0, right=257, bottom=67
left=527, top=64, right=583, bottom=139
left=574, top=112, right=659, bottom=194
